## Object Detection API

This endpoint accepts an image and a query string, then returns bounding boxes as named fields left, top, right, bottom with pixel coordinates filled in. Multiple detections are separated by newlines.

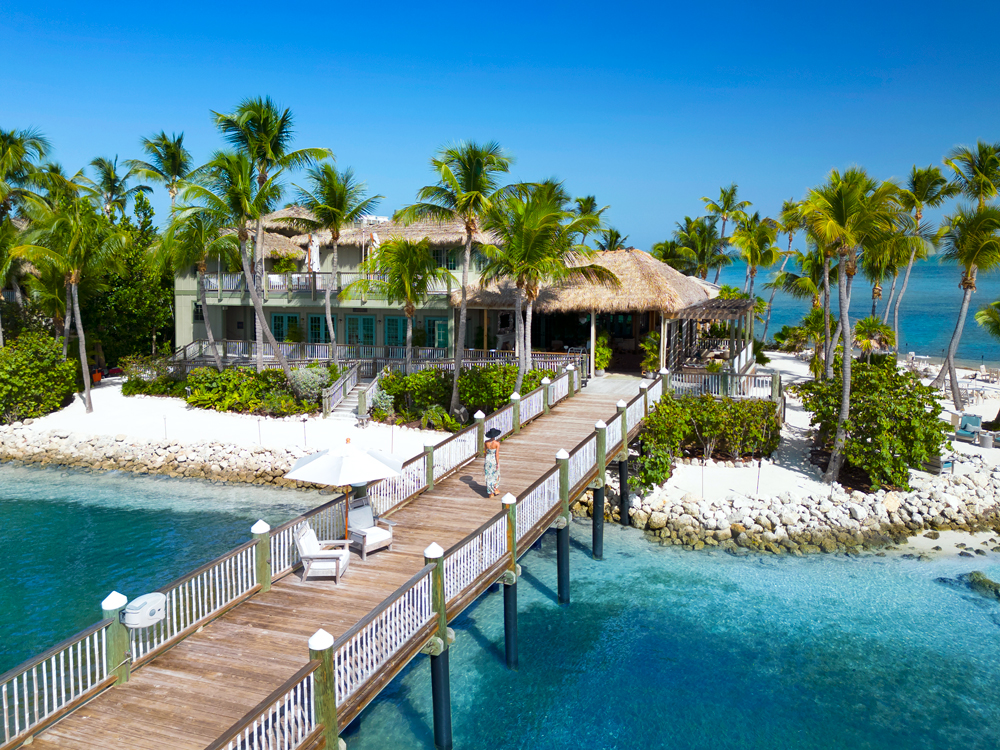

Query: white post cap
left=555, top=449, right=570, bottom=460
left=659, top=368, right=669, bottom=375
left=510, top=392, right=520, bottom=399
left=541, top=377, right=551, bottom=384
left=101, top=591, right=128, bottom=611
left=639, top=380, right=649, bottom=390
left=424, top=542, right=444, bottom=559
left=474, top=410, right=486, bottom=419
left=566, top=364, right=575, bottom=370
left=616, top=399, right=627, bottom=408
left=595, top=420, right=607, bottom=429
left=308, top=628, right=335, bottom=651
left=250, top=519, right=271, bottom=534
left=502, top=492, right=517, bottom=505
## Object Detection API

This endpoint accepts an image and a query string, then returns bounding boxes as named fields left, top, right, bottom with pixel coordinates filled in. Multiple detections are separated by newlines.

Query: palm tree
left=213, top=97, right=331, bottom=370
left=126, top=132, right=193, bottom=207
left=853, top=316, right=895, bottom=362
left=945, top=141, right=1000, bottom=209
left=651, top=239, right=697, bottom=276
left=15, top=193, right=128, bottom=412
left=572, top=195, right=608, bottom=247
left=673, top=216, right=724, bottom=279
left=0, top=218, right=21, bottom=346
left=284, top=163, right=383, bottom=366
left=701, top=183, right=751, bottom=284
left=760, top=199, right=803, bottom=342
left=160, top=213, right=237, bottom=371
left=86, top=156, right=151, bottom=221
left=728, top=211, right=780, bottom=299
left=800, top=306, right=829, bottom=377
left=395, top=141, right=513, bottom=416
left=894, top=166, right=957, bottom=347
left=766, top=245, right=837, bottom=310
left=0, top=127, right=50, bottom=221
left=861, top=226, right=914, bottom=319
left=930, top=205, right=1000, bottom=408
left=595, top=227, right=628, bottom=251
left=801, top=168, right=905, bottom=482
left=975, top=300, right=1000, bottom=341
left=479, top=183, right=615, bottom=392
left=341, top=237, right=455, bottom=374
left=178, top=151, right=296, bottom=383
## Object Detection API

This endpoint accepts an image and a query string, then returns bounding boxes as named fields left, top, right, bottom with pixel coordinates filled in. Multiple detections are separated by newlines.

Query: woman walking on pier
left=485, top=428, right=501, bottom=497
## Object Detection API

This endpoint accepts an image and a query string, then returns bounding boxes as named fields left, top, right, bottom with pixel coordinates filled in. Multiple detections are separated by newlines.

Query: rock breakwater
left=571, top=454, right=1000, bottom=555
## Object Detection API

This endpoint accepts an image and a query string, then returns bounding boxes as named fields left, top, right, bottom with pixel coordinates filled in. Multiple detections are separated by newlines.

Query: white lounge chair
left=294, top=523, right=350, bottom=583
left=348, top=500, right=395, bottom=561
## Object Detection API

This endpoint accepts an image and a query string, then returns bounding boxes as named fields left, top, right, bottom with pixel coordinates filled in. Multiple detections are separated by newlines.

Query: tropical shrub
left=0, top=333, right=77, bottom=423
left=120, top=354, right=188, bottom=396
left=420, top=405, right=462, bottom=432
left=594, top=331, right=613, bottom=371
left=639, top=331, right=660, bottom=373
left=287, top=367, right=331, bottom=402
left=792, top=359, right=949, bottom=489
left=185, top=367, right=314, bottom=416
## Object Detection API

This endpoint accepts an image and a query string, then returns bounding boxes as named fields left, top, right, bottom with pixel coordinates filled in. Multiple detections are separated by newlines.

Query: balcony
left=201, top=272, right=453, bottom=303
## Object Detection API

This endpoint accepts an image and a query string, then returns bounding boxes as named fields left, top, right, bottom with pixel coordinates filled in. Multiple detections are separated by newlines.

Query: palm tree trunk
left=405, top=313, right=413, bottom=376
left=62, top=284, right=73, bottom=360
left=931, top=284, right=974, bottom=408
left=0, top=305, right=4, bottom=348
left=327, top=239, right=339, bottom=366
left=761, top=254, right=790, bottom=343
left=449, top=232, right=472, bottom=416
left=523, top=299, right=534, bottom=374
left=822, top=253, right=832, bottom=377
left=747, top=268, right=756, bottom=299
left=72, top=282, right=93, bottom=414
left=513, top=290, right=525, bottom=394
left=871, top=289, right=878, bottom=318
left=881, top=274, right=898, bottom=325
left=892, top=247, right=918, bottom=353
left=197, top=267, right=224, bottom=372
left=744, top=264, right=750, bottom=294
left=253, top=218, right=265, bottom=372
left=13, top=283, right=23, bottom=307
left=826, top=274, right=854, bottom=373
left=824, top=251, right=852, bottom=484
left=239, top=239, right=294, bottom=384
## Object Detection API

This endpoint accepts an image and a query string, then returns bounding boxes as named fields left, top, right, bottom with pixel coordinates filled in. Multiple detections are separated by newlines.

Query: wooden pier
left=2, top=369, right=665, bottom=750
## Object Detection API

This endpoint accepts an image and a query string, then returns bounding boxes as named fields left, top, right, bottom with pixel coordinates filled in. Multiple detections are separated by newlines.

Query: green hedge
left=0, top=333, right=77, bottom=423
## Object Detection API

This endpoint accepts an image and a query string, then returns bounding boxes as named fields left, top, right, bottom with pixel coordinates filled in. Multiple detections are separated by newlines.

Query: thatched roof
left=674, top=297, right=755, bottom=321
left=223, top=228, right=304, bottom=259
left=453, top=248, right=710, bottom=314
left=262, top=208, right=495, bottom=247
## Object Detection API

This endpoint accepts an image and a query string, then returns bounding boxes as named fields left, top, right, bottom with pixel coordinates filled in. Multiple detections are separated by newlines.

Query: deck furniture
left=293, top=523, right=350, bottom=583
left=955, top=414, right=982, bottom=443
left=921, top=452, right=955, bottom=475
left=348, top=499, right=395, bottom=560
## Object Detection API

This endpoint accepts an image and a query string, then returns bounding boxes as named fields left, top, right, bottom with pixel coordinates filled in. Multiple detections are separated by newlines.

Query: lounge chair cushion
left=348, top=505, right=376, bottom=530
left=353, top=525, right=391, bottom=546
left=296, top=526, right=322, bottom=556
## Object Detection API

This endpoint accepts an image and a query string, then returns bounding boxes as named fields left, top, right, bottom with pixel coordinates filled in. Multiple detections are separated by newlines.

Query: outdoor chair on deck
left=348, top=498, right=395, bottom=560
left=293, top=523, right=351, bottom=583
left=955, top=414, right=982, bottom=443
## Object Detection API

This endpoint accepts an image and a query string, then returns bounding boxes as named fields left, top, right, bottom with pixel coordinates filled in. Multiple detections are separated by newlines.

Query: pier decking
left=19, top=376, right=649, bottom=750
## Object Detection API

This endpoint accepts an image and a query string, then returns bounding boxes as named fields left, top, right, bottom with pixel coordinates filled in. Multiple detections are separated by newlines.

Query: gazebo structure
left=667, top=297, right=758, bottom=375
left=455, top=248, right=760, bottom=378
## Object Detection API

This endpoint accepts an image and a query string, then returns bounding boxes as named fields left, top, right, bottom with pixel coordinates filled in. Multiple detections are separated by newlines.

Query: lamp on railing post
left=502, top=493, right=519, bottom=670
left=423, top=542, right=453, bottom=750
left=556, top=449, right=571, bottom=604
left=616, top=401, right=630, bottom=527
left=101, top=591, right=130, bottom=685
left=541, top=377, right=551, bottom=415
left=660, top=367, right=672, bottom=395
left=510, top=392, right=521, bottom=434
left=309, top=628, right=345, bottom=750
left=593, top=420, right=607, bottom=560
left=424, top=441, right=436, bottom=491
left=475, top=410, right=486, bottom=456
left=251, top=520, right=272, bottom=593
left=566, top=365, right=576, bottom=398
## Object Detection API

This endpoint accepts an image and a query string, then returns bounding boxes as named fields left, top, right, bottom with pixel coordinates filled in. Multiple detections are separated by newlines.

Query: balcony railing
left=200, top=273, right=452, bottom=300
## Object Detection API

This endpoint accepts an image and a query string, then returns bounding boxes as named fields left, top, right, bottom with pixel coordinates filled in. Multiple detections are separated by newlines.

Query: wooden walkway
left=27, top=385, right=633, bottom=750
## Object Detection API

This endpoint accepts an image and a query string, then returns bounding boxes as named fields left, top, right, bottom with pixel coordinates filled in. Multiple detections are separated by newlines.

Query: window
left=308, top=314, right=334, bottom=344
left=346, top=315, right=375, bottom=346
left=433, top=246, right=458, bottom=270
left=426, top=317, right=449, bottom=349
left=271, top=313, right=298, bottom=342
left=385, top=316, right=408, bottom=347
left=193, top=303, right=204, bottom=322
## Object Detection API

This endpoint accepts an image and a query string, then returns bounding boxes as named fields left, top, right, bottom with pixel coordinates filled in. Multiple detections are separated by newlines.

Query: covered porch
left=664, top=297, right=757, bottom=377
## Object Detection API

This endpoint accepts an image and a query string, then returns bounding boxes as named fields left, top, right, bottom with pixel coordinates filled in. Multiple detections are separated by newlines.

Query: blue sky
left=4, top=1, right=998, bottom=250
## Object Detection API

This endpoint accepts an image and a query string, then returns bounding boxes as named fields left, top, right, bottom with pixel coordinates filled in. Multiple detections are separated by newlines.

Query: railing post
left=101, top=591, right=130, bottom=685
left=286, top=273, right=292, bottom=302
left=424, top=543, right=453, bottom=750
left=541, top=377, right=551, bottom=415
left=251, top=520, right=272, bottom=593
left=639, top=382, right=649, bottom=417
left=475, top=410, right=486, bottom=457
left=424, top=442, right=435, bottom=491
left=616, top=401, right=630, bottom=527
left=309, top=629, right=345, bottom=750
left=771, top=372, right=780, bottom=401
left=566, top=365, right=576, bottom=398
left=502, top=493, right=518, bottom=670
left=510, top=392, right=521, bottom=434
left=660, top=367, right=672, bottom=395
left=593, top=420, right=607, bottom=560
left=556, top=449, right=570, bottom=605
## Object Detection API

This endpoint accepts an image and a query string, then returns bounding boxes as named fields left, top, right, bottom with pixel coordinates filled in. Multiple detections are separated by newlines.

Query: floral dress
left=485, top=446, right=500, bottom=495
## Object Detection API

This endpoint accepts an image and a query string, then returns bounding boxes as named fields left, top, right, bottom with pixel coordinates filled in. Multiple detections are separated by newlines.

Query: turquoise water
left=724, top=259, right=1000, bottom=366
left=0, top=464, right=321, bottom=673
left=4, top=467, right=1000, bottom=749
left=349, top=522, right=1000, bottom=749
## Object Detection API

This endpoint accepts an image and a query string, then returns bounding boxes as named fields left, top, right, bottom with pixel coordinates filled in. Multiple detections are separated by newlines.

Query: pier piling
left=425, top=543, right=453, bottom=750
left=502, top=494, right=519, bottom=670
left=593, top=420, right=607, bottom=560
left=556, top=449, right=571, bottom=604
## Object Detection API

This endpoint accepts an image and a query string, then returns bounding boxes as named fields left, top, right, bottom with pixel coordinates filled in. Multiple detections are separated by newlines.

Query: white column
left=590, top=309, right=597, bottom=378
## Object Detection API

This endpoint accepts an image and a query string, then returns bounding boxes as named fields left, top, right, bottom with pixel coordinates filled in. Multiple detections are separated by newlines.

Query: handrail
left=322, top=361, right=360, bottom=417
left=0, top=618, right=112, bottom=686
left=332, top=564, right=436, bottom=649
left=153, top=539, right=257, bottom=595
